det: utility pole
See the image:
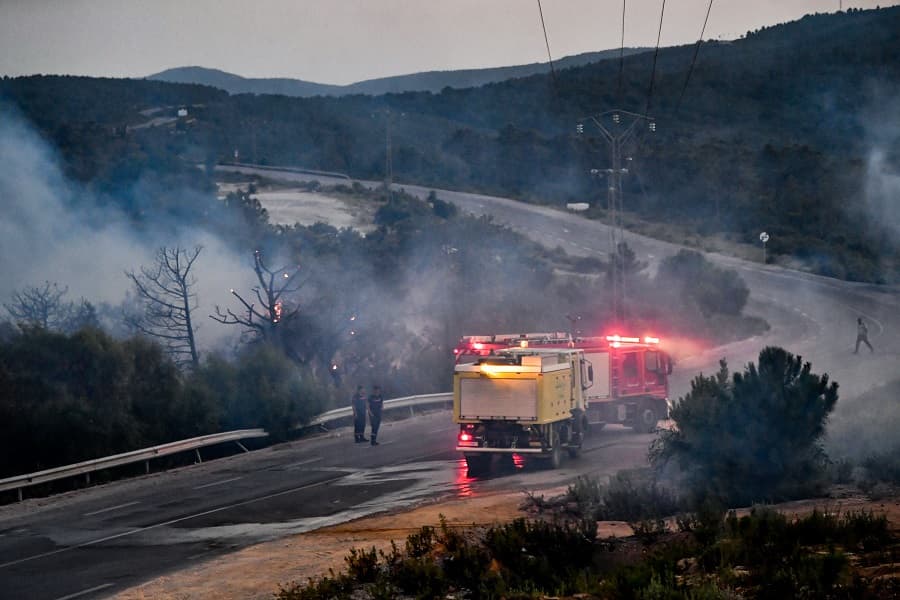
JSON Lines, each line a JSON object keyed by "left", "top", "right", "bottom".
{"left": 384, "top": 109, "right": 393, "bottom": 197}
{"left": 372, "top": 108, "right": 397, "bottom": 201}
{"left": 577, "top": 110, "right": 655, "bottom": 325}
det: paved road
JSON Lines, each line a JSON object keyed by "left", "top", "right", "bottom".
{"left": 0, "top": 413, "right": 651, "bottom": 600}
{"left": 2, "top": 166, "right": 895, "bottom": 599}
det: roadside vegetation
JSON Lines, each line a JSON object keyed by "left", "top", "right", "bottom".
{"left": 0, "top": 326, "right": 327, "bottom": 481}
{"left": 279, "top": 506, "right": 897, "bottom": 599}
{"left": 278, "top": 348, "right": 899, "bottom": 598}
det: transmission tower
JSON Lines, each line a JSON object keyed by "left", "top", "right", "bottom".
{"left": 577, "top": 109, "right": 655, "bottom": 325}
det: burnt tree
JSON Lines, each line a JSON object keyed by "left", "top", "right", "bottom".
{"left": 210, "top": 250, "right": 302, "bottom": 352}
{"left": 126, "top": 246, "right": 202, "bottom": 369}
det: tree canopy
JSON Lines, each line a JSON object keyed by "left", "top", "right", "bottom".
{"left": 651, "top": 347, "right": 839, "bottom": 505}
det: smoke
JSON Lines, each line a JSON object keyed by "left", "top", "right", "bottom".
{"left": 0, "top": 106, "right": 252, "bottom": 352}
{"left": 858, "top": 87, "right": 900, "bottom": 263}
{"left": 863, "top": 148, "right": 900, "bottom": 235}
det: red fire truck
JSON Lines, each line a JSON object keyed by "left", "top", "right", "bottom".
{"left": 454, "top": 332, "right": 672, "bottom": 432}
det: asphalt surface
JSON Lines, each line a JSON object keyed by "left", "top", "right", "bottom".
{"left": 2, "top": 167, "right": 896, "bottom": 599}
{"left": 0, "top": 413, "right": 652, "bottom": 600}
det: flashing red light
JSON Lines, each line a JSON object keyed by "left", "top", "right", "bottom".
{"left": 453, "top": 348, "right": 460, "bottom": 354}
{"left": 606, "top": 334, "right": 640, "bottom": 343}
{"left": 644, "top": 336, "right": 660, "bottom": 344}
{"left": 473, "top": 342, "right": 484, "bottom": 350}
{"left": 459, "top": 432, "right": 473, "bottom": 442}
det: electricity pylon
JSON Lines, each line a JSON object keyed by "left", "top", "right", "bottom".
{"left": 577, "top": 109, "right": 655, "bottom": 324}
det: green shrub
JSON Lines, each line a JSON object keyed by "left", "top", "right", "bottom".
{"left": 275, "top": 569, "right": 354, "bottom": 600}
{"left": 391, "top": 556, "right": 446, "bottom": 598}
{"left": 483, "top": 518, "right": 599, "bottom": 594}
{"left": 599, "top": 470, "right": 683, "bottom": 522}
{"left": 651, "top": 348, "right": 838, "bottom": 506}
{"left": 862, "top": 452, "right": 900, "bottom": 485}
{"left": 344, "top": 546, "right": 379, "bottom": 583}
{"left": 405, "top": 524, "right": 435, "bottom": 558}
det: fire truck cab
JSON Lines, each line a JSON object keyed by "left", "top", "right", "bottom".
{"left": 454, "top": 332, "right": 671, "bottom": 433}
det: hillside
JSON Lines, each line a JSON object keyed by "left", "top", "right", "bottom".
{"left": 3, "top": 7, "right": 899, "bottom": 282}
{"left": 147, "top": 49, "right": 650, "bottom": 97}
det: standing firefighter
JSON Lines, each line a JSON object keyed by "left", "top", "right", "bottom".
{"left": 352, "top": 385, "right": 368, "bottom": 443}
{"left": 368, "top": 385, "right": 384, "bottom": 446}
{"left": 854, "top": 317, "right": 874, "bottom": 354}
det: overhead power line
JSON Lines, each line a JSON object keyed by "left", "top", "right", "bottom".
{"left": 617, "top": 0, "right": 626, "bottom": 104}
{"left": 645, "top": 0, "right": 667, "bottom": 114}
{"left": 536, "top": 0, "right": 559, "bottom": 89}
{"left": 676, "top": 0, "right": 715, "bottom": 111}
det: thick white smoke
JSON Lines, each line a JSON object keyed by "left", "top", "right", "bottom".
{"left": 0, "top": 108, "right": 253, "bottom": 352}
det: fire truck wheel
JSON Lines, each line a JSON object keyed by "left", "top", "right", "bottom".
{"left": 567, "top": 445, "right": 580, "bottom": 459}
{"left": 548, "top": 444, "right": 562, "bottom": 469}
{"left": 633, "top": 407, "right": 660, "bottom": 434}
{"left": 465, "top": 454, "right": 490, "bottom": 476}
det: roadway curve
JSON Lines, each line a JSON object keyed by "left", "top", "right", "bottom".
{"left": 2, "top": 167, "right": 896, "bottom": 599}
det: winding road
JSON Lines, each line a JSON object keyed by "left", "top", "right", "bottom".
{"left": 1, "top": 167, "right": 896, "bottom": 599}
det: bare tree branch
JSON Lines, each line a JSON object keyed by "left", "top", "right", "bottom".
{"left": 208, "top": 249, "right": 302, "bottom": 350}
{"left": 126, "top": 246, "right": 203, "bottom": 369}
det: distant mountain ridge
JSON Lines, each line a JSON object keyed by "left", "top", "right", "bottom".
{"left": 147, "top": 48, "right": 649, "bottom": 97}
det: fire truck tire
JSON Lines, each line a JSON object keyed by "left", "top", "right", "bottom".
{"left": 465, "top": 454, "right": 490, "bottom": 476}
{"left": 567, "top": 445, "right": 580, "bottom": 459}
{"left": 548, "top": 444, "right": 562, "bottom": 469}
{"left": 633, "top": 407, "right": 660, "bottom": 434}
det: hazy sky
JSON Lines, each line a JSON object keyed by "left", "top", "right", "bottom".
{"left": 1, "top": 1, "right": 894, "bottom": 84}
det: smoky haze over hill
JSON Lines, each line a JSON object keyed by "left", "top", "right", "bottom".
{"left": 2, "top": 8, "right": 899, "bottom": 283}
{"left": 146, "top": 49, "right": 650, "bottom": 97}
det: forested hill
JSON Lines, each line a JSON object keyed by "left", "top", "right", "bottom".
{"left": 2, "top": 7, "right": 899, "bottom": 282}
{"left": 146, "top": 49, "right": 650, "bottom": 97}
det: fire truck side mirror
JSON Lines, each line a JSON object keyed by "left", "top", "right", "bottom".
{"left": 581, "top": 359, "right": 594, "bottom": 388}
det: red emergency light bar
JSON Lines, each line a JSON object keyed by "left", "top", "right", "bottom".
{"left": 606, "top": 334, "right": 661, "bottom": 345}
{"left": 606, "top": 334, "right": 640, "bottom": 343}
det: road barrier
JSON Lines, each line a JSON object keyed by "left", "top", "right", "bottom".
{"left": 306, "top": 392, "right": 453, "bottom": 428}
{"left": 0, "top": 429, "right": 268, "bottom": 502}
{"left": 2, "top": 392, "right": 453, "bottom": 503}
{"left": 218, "top": 162, "right": 351, "bottom": 180}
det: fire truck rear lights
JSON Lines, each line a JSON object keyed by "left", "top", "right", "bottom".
{"left": 459, "top": 432, "right": 473, "bottom": 442}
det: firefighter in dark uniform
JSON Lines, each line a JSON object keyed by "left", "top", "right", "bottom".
{"left": 352, "top": 385, "right": 368, "bottom": 443}
{"left": 368, "top": 385, "right": 384, "bottom": 446}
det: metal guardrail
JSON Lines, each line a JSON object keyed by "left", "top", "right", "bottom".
{"left": 2, "top": 393, "right": 453, "bottom": 503}
{"left": 218, "top": 162, "right": 351, "bottom": 180}
{"left": 0, "top": 429, "right": 268, "bottom": 502}
{"left": 306, "top": 392, "right": 453, "bottom": 428}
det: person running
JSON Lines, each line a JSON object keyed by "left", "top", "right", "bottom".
{"left": 368, "top": 385, "right": 384, "bottom": 446}
{"left": 351, "top": 385, "right": 368, "bottom": 442}
{"left": 854, "top": 317, "right": 874, "bottom": 354}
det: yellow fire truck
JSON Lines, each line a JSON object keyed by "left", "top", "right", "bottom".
{"left": 453, "top": 348, "right": 593, "bottom": 475}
